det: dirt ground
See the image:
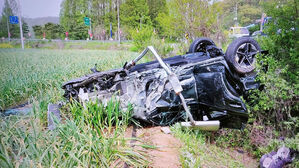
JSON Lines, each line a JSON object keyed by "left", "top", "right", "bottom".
{"left": 136, "top": 126, "right": 182, "bottom": 168}
{"left": 125, "top": 126, "right": 182, "bottom": 168}
{"left": 125, "top": 126, "right": 258, "bottom": 168}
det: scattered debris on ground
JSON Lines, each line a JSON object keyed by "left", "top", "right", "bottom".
{"left": 260, "top": 146, "right": 297, "bottom": 168}
{"left": 47, "top": 104, "right": 61, "bottom": 130}
{"left": 1, "top": 103, "right": 32, "bottom": 116}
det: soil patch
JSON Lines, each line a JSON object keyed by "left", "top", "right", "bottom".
{"left": 126, "top": 126, "right": 182, "bottom": 168}
{"left": 125, "top": 126, "right": 258, "bottom": 168}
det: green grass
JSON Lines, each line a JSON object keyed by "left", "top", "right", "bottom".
{"left": 0, "top": 48, "right": 265, "bottom": 167}
{"left": 1, "top": 41, "right": 133, "bottom": 50}
{"left": 171, "top": 124, "right": 258, "bottom": 168}
{"left": 0, "top": 48, "right": 151, "bottom": 167}
{"left": 0, "top": 48, "right": 138, "bottom": 110}
{"left": 0, "top": 101, "right": 148, "bottom": 167}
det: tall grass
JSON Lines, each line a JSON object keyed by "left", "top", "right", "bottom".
{"left": 0, "top": 49, "right": 138, "bottom": 111}
{"left": 0, "top": 48, "right": 150, "bottom": 167}
{"left": 0, "top": 99, "right": 148, "bottom": 167}
{"left": 171, "top": 124, "right": 258, "bottom": 168}
{"left": 68, "top": 99, "right": 136, "bottom": 135}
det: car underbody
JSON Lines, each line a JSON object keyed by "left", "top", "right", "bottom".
{"left": 62, "top": 37, "right": 261, "bottom": 129}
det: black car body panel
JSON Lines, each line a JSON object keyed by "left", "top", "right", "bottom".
{"left": 62, "top": 44, "right": 259, "bottom": 129}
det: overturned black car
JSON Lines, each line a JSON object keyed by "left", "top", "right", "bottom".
{"left": 62, "top": 37, "right": 261, "bottom": 129}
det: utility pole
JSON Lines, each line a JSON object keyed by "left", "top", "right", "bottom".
{"left": 6, "top": 0, "right": 10, "bottom": 42}
{"left": 117, "top": 0, "right": 120, "bottom": 44}
{"left": 17, "top": 0, "right": 24, "bottom": 49}
{"left": 234, "top": 3, "right": 238, "bottom": 27}
{"left": 89, "top": 18, "right": 92, "bottom": 40}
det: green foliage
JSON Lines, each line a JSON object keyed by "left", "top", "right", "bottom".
{"left": 238, "top": 4, "right": 262, "bottom": 26}
{"left": 44, "top": 23, "right": 64, "bottom": 39}
{"left": 69, "top": 23, "right": 89, "bottom": 40}
{"left": 0, "top": 48, "right": 149, "bottom": 167}
{"left": 32, "top": 25, "right": 43, "bottom": 38}
{"left": 221, "top": 0, "right": 263, "bottom": 28}
{"left": 130, "top": 26, "right": 174, "bottom": 57}
{"left": 156, "top": 0, "right": 224, "bottom": 41}
{"left": 120, "top": 0, "right": 152, "bottom": 30}
{"left": 130, "top": 26, "right": 154, "bottom": 50}
{"left": 60, "top": 0, "right": 90, "bottom": 40}
{"left": 249, "top": 52, "right": 298, "bottom": 136}
{"left": 156, "top": 12, "right": 179, "bottom": 39}
{"left": 248, "top": 24, "right": 260, "bottom": 35}
{"left": 171, "top": 124, "right": 258, "bottom": 167}
{"left": 0, "top": 109, "right": 147, "bottom": 167}
{"left": 262, "top": 0, "right": 299, "bottom": 83}
{"left": 258, "top": 134, "right": 299, "bottom": 155}
{"left": 147, "top": 0, "right": 167, "bottom": 30}
{"left": 0, "top": 49, "right": 138, "bottom": 111}
{"left": 33, "top": 23, "right": 64, "bottom": 39}
{"left": 210, "top": 1, "right": 299, "bottom": 160}
{"left": 69, "top": 99, "right": 136, "bottom": 132}
{"left": 0, "top": 43, "right": 13, "bottom": 48}
{"left": 0, "top": 0, "right": 29, "bottom": 39}
{"left": 245, "top": 0, "right": 299, "bottom": 137}
{"left": 215, "top": 129, "right": 251, "bottom": 149}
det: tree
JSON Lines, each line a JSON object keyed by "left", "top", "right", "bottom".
{"left": 60, "top": 0, "right": 89, "bottom": 40}
{"left": 32, "top": 25, "right": 43, "bottom": 39}
{"left": 0, "top": 0, "right": 29, "bottom": 39}
{"left": 239, "top": 4, "right": 262, "bottom": 26}
{"left": 221, "top": 0, "right": 263, "bottom": 28}
{"left": 262, "top": 0, "right": 299, "bottom": 83}
{"left": 33, "top": 23, "right": 64, "bottom": 39}
{"left": 120, "top": 0, "right": 151, "bottom": 29}
{"left": 44, "top": 23, "right": 64, "bottom": 39}
{"left": 147, "top": 0, "right": 167, "bottom": 30}
{"left": 156, "top": 0, "right": 223, "bottom": 40}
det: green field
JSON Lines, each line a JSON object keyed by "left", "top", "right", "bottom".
{"left": 0, "top": 48, "right": 138, "bottom": 110}
{"left": 0, "top": 49, "right": 151, "bottom": 167}
{"left": 0, "top": 48, "right": 260, "bottom": 167}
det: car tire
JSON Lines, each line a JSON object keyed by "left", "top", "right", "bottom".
{"left": 189, "top": 37, "right": 216, "bottom": 53}
{"left": 225, "top": 37, "right": 261, "bottom": 74}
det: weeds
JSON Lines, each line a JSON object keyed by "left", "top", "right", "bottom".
{"left": 0, "top": 49, "right": 138, "bottom": 111}
{"left": 0, "top": 48, "right": 149, "bottom": 167}
{"left": 171, "top": 124, "right": 258, "bottom": 168}
{"left": 0, "top": 100, "right": 148, "bottom": 167}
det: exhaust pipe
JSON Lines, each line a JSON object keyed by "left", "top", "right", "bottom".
{"left": 180, "top": 120, "right": 220, "bottom": 131}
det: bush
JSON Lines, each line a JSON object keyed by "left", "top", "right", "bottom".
{"left": 130, "top": 26, "right": 154, "bottom": 51}
{"left": 248, "top": 51, "right": 299, "bottom": 136}
{"left": 261, "top": 0, "right": 299, "bottom": 84}
{"left": 130, "top": 26, "right": 174, "bottom": 57}
{"left": 0, "top": 43, "right": 13, "bottom": 48}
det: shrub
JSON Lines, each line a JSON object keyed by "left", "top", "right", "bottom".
{"left": 261, "top": 0, "right": 299, "bottom": 84}
{"left": 0, "top": 43, "right": 13, "bottom": 48}
{"left": 130, "top": 26, "right": 154, "bottom": 51}
{"left": 249, "top": 41, "right": 299, "bottom": 137}
{"left": 130, "top": 26, "right": 174, "bottom": 57}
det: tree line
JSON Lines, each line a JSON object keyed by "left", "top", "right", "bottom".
{"left": 57, "top": 0, "right": 266, "bottom": 41}
{"left": 0, "top": 0, "right": 266, "bottom": 41}
{"left": 0, "top": 0, "right": 29, "bottom": 39}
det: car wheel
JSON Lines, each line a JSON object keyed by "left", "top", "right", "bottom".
{"left": 225, "top": 37, "right": 261, "bottom": 74}
{"left": 189, "top": 37, "right": 216, "bottom": 53}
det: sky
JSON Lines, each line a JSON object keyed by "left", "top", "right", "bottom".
{"left": 0, "top": 0, "right": 63, "bottom": 18}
